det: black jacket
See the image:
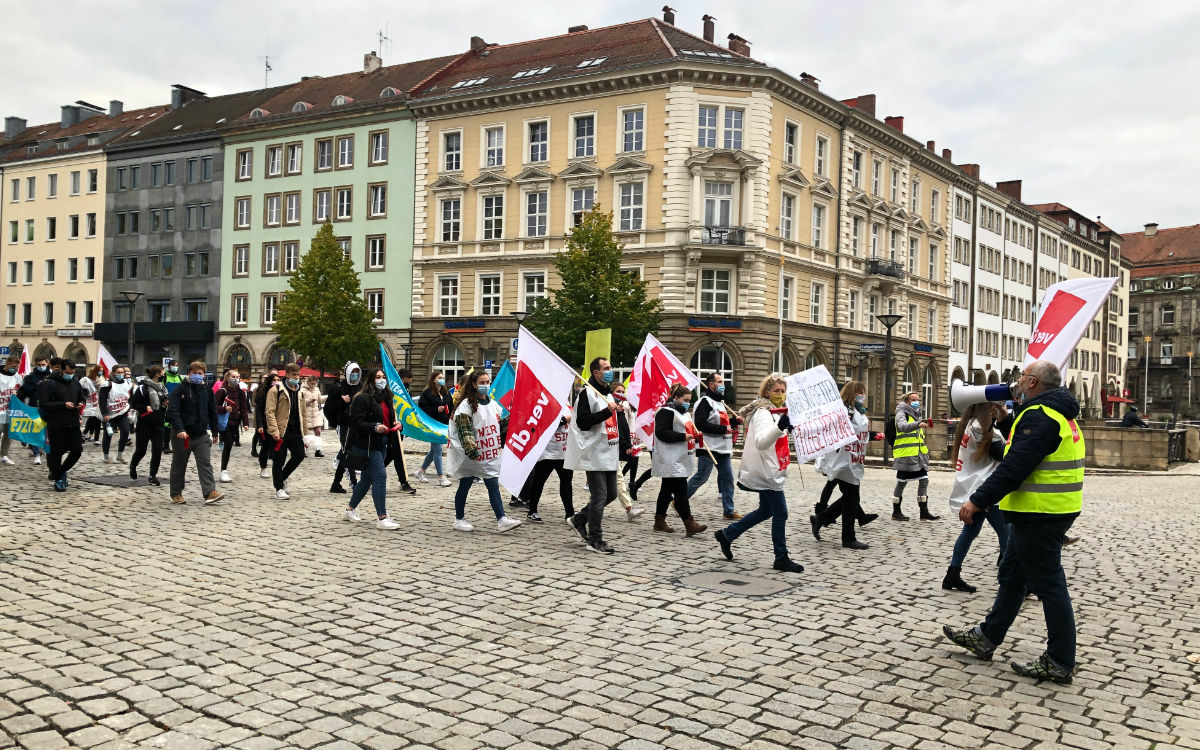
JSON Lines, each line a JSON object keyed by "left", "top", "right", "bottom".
{"left": 418, "top": 387, "right": 452, "bottom": 425}
{"left": 36, "top": 375, "right": 86, "bottom": 430}
{"left": 346, "top": 391, "right": 391, "bottom": 453}
{"left": 575, "top": 377, "right": 613, "bottom": 431}
{"left": 970, "top": 387, "right": 1080, "bottom": 515}
{"left": 167, "top": 380, "right": 219, "bottom": 437}
{"left": 324, "top": 379, "right": 357, "bottom": 429}
{"left": 1121, "top": 411, "right": 1148, "bottom": 428}
{"left": 616, "top": 404, "right": 633, "bottom": 461}
{"left": 654, "top": 406, "right": 687, "bottom": 444}
{"left": 693, "top": 388, "right": 741, "bottom": 437}
{"left": 19, "top": 369, "right": 49, "bottom": 406}
{"left": 216, "top": 384, "right": 250, "bottom": 426}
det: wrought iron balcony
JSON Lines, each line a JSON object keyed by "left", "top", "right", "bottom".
{"left": 866, "top": 258, "right": 906, "bottom": 280}
{"left": 702, "top": 225, "right": 747, "bottom": 246}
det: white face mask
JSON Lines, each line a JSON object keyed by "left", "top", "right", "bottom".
{"left": 375, "top": 378, "right": 388, "bottom": 390}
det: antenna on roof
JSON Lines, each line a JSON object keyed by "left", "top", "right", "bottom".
{"left": 377, "top": 24, "right": 391, "bottom": 58}
{"left": 263, "top": 55, "right": 274, "bottom": 87}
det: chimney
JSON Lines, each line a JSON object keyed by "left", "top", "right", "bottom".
{"left": 799, "top": 72, "right": 820, "bottom": 90}
{"left": 702, "top": 14, "right": 716, "bottom": 42}
{"left": 1145, "top": 223, "right": 1159, "bottom": 238}
{"left": 727, "top": 33, "right": 750, "bottom": 56}
{"left": 884, "top": 115, "right": 904, "bottom": 133}
{"left": 470, "top": 36, "right": 488, "bottom": 53}
{"left": 363, "top": 51, "right": 382, "bottom": 74}
{"left": 108, "top": 100, "right": 123, "bottom": 117}
{"left": 169, "top": 85, "right": 205, "bottom": 110}
{"left": 996, "top": 180, "right": 1022, "bottom": 202}
{"left": 842, "top": 94, "right": 875, "bottom": 117}
{"left": 4, "top": 117, "right": 26, "bottom": 139}
{"left": 662, "top": 5, "right": 675, "bottom": 24}
{"left": 926, "top": 140, "right": 935, "bottom": 152}
{"left": 60, "top": 105, "right": 80, "bottom": 129}
{"left": 942, "top": 147, "right": 952, "bottom": 161}
{"left": 959, "top": 163, "right": 980, "bottom": 180}
{"left": 567, "top": 24, "right": 588, "bottom": 33}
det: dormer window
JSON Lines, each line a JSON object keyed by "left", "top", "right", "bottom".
{"left": 577, "top": 57, "right": 608, "bottom": 68}
{"left": 1163, "top": 280, "right": 1175, "bottom": 290}
{"left": 332, "top": 95, "right": 354, "bottom": 106}
{"left": 512, "top": 66, "right": 554, "bottom": 79}
{"left": 291, "top": 102, "right": 312, "bottom": 113}
{"left": 26, "top": 144, "right": 37, "bottom": 155}
{"left": 379, "top": 87, "right": 399, "bottom": 98}
{"left": 450, "top": 77, "right": 491, "bottom": 89}
{"left": 86, "top": 135, "right": 99, "bottom": 146}
{"left": 249, "top": 108, "right": 269, "bottom": 119}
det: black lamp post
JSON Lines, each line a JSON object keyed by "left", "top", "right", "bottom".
{"left": 399, "top": 343, "right": 412, "bottom": 371}
{"left": 120, "top": 290, "right": 145, "bottom": 371}
{"left": 875, "top": 313, "right": 902, "bottom": 408}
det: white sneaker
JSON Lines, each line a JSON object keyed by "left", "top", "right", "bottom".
{"left": 626, "top": 506, "right": 646, "bottom": 521}
{"left": 497, "top": 516, "right": 522, "bottom": 533}
{"left": 259, "top": 469, "right": 269, "bottom": 478}
{"left": 415, "top": 469, "right": 429, "bottom": 483}
{"left": 343, "top": 508, "right": 362, "bottom": 522}
{"left": 377, "top": 516, "right": 400, "bottom": 530}
{"left": 437, "top": 477, "right": 452, "bottom": 487}
{"left": 103, "top": 456, "right": 112, "bottom": 464}
{"left": 452, "top": 518, "right": 475, "bottom": 532}
{"left": 0, "top": 456, "right": 12, "bottom": 465}
{"left": 275, "top": 488, "right": 290, "bottom": 500}
{"left": 219, "top": 470, "right": 232, "bottom": 483}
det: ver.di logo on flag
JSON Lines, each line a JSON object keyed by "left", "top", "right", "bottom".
{"left": 1027, "top": 290, "right": 1086, "bottom": 359}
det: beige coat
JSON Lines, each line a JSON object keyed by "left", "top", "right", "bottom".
{"left": 265, "top": 383, "right": 310, "bottom": 439}
{"left": 300, "top": 382, "right": 324, "bottom": 432}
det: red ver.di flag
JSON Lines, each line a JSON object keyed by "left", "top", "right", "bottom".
{"left": 625, "top": 334, "right": 699, "bottom": 411}
{"left": 784, "top": 365, "right": 858, "bottom": 463}
{"left": 499, "top": 326, "right": 580, "bottom": 499}
{"left": 1024, "top": 277, "right": 1118, "bottom": 380}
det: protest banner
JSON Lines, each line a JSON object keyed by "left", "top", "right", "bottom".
{"left": 7, "top": 398, "right": 48, "bottom": 451}
{"left": 1024, "top": 276, "right": 1118, "bottom": 381}
{"left": 625, "top": 334, "right": 699, "bottom": 411}
{"left": 579, "top": 328, "right": 612, "bottom": 379}
{"left": 785, "top": 365, "right": 857, "bottom": 463}
{"left": 380, "top": 343, "right": 449, "bottom": 444}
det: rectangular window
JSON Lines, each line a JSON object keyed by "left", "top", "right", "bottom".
{"left": 336, "top": 188, "right": 352, "bottom": 220}
{"left": 187, "top": 156, "right": 200, "bottom": 182}
{"left": 149, "top": 208, "right": 161, "bottom": 232}
{"left": 780, "top": 275, "right": 794, "bottom": 320}
{"left": 148, "top": 253, "right": 160, "bottom": 278}
{"left": 70, "top": 171, "right": 81, "bottom": 195}
{"left": 128, "top": 211, "right": 139, "bottom": 234}
{"left": 314, "top": 190, "right": 330, "bottom": 222}
{"left": 65, "top": 301, "right": 75, "bottom": 325}
{"left": 237, "top": 149, "right": 252, "bottom": 180}
{"left": 286, "top": 143, "right": 302, "bottom": 174}
{"left": 43, "top": 302, "right": 53, "bottom": 325}
{"left": 22, "top": 261, "right": 31, "bottom": 284}
{"left": 6, "top": 305, "right": 12, "bottom": 327}
{"left": 931, "top": 189, "right": 940, "bottom": 223}
{"left": 84, "top": 257, "right": 95, "bottom": 281}
{"left": 723, "top": 108, "right": 744, "bottom": 150}
{"left": 622, "top": 109, "right": 644, "bottom": 153}
{"left": 86, "top": 213, "right": 97, "bottom": 237}
{"left": 114, "top": 257, "right": 125, "bottom": 281}
{"left": 234, "top": 245, "right": 249, "bottom": 277}
{"left": 47, "top": 173, "right": 57, "bottom": 198}
{"left": 928, "top": 244, "right": 937, "bottom": 280}
{"left": 911, "top": 178, "right": 921, "bottom": 214}
{"left": 479, "top": 274, "right": 501, "bottom": 315}
{"left": 908, "top": 303, "right": 917, "bottom": 337}
{"left": 482, "top": 195, "right": 504, "bottom": 239}
{"left": 82, "top": 300, "right": 93, "bottom": 323}
{"left": 337, "top": 238, "right": 350, "bottom": 260}
{"left": 263, "top": 243, "right": 280, "bottom": 275}
{"left": 1129, "top": 307, "right": 1139, "bottom": 328}
{"left": 184, "top": 204, "right": 196, "bottom": 230}
{"left": 1162, "top": 305, "right": 1176, "bottom": 325}
{"left": 443, "top": 132, "right": 462, "bottom": 171}
{"left": 280, "top": 243, "right": 298, "bottom": 274}
{"left": 810, "top": 282, "right": 824, "bottom": 325}
{"left": 87, "top": 169, "right": 98, "bottom": 193}
{"left": 851, "top": 216, "right": 862, "bottom": 256}
{"left": 369, "top": 131, "right": 388, "bottom": 164}
{"left": 485, "top": 126, "right": 504, "bottom": 167}
{"left": 872, "top": 159, "right": 882, "bottom": 196}
{"left": 149, "top": 300, "right": 171, "bottom": 323}
{"left": 704, "top": 182, "right": 733, "bottom": 228}
{"left": 369, "top": 184, "right": 387, "bottom": 217}
{"left": 441, "top": 198, "right": 461, "bottom": 242}
{"left": 811, "top": 203, "right": 826, "bottom": 249}
{"left": 44, "top": 259, "right": 55, "bottom": 283}
{"left": 262, "top": 294, "right": 278, "bottom": 325}
{"left": 571, "top": 187, "right": 595, "bottom": 227}
{"left": 182, "top": 299, "right": 207, "bottom": 322}
{"left": 815, "top": 135, "right": 829, "bottom": 176}
{"left": 366, "top": 290, "right": 384, "bottom": 323}
{"left": 161, "top": 160, "right": 174, "bottom": 186}
{"left": 619, "top": 182, "right": 644, "bottom": 231}
{"left": 700, "top": 269, "right": 731, "bottom": 313}
{"left": 284, "top": 193, "right": 300, "bottom": 224}
{"left": 698, "top": 106, "right": 717, "bottom": 148}
{"left": 523, "top": 272, "right": 545, "bottom": 311}
{"left": 232, "top": 295, "right": 248, "bottom": 326}
{"left": 889, "top": 230, "right": 899, "bottom": 262}
{"left": 337, "top": 136, "right": 354, "bottom": 168}
{"left": 67, "top": 257, "right": 77, "bottom": 281}
{"left": 848, "top": 290, "right": 860, "bottom": 329}
{"left": 6, "top": 261, "right": 14, "bottom": 284}
{"left": 6, "top": 221, "right": 14, "bottom": 244}
{"left": 265, "top": 194, "right": 281, "bottom": 226}
{"left": 909, "top": 237, "right": 918, "bottom": 274}
{"left": 185, "top": 252, "right": 197, "bottom": 276}
{"left": 572, "top": 115, "right": 595, "bottom": 158}
{"left": 528, "top": 121, "right": 548, "bottom": 163}
{"left": 890, "top": 168, "right": 900, "bottom": 204}
{"left": 439, "top": 276, "right": 459, "bottom": 316}
{"left": 784, "top": 122, "right": 798, "bottom": 164}
{"left": 316, "top": 139, "right": 333, "bottom": 171}
{"left": 201, "top": 156, "right": 212, "bottom": 181}
{"left": 21, "top": 303, "right": 31, "bottom": 327}
{"left": 526, "top": 192, "right": 548, "bottom": 237}
{"left": 116, "top": 169, "right": 126, "bottom": 191}
{"left": 366, "top": 236, "right": 385, "bottom": 270}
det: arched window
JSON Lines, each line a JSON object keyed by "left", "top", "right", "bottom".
{"left": 922, "top": 366, "right": 935, "bottom": 414}
{"left": 379, "top": 87, "right": 399, "bottom": 98}
{"left": 249, "top": 108, "right": 268, "bottom": 119}
{"left": 33, "top": 342, "right": 56, "bottom": 361}
{"left": 433, "top": 343, "right": 466, "bottom": 388}
{"left": 689, "top": 346, "right": 734, "bottom": 399}
{"left": 226, "top": 344, "right": 252, "bottom": 370}
{"left": 804, "top": 351, "right": 823, "bottom": 371}
{"left": 332, "top": 95, "right": 353, "bottom": 106}
{"left": 63, "top": 342, "right": 88, "bottom": 365}
{"left": 291, "top": 102, "right": 312, "bottom": 113}
{"left": 771, "top": 348, "right": 791, "bottom": 374}
{"left": 268, "top": 347, "right": 293, "bottom": 368}
{"left": 902, "top": 364, "right": 917, "bottom": 396}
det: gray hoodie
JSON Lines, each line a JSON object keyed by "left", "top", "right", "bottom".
{"left": 893, "top": 401, "right": 929, "bottom": 473}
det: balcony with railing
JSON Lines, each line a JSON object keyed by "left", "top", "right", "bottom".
{"left": 701, "top": 225, "right": 747, "bottom": 246}
{"left": 866, "top": 258, "right": 906, "bottom": 280}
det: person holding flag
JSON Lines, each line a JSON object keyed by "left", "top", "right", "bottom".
{"left": 0, "top": 353, "right": 22, "bottom": 464}
{"left": 446, "top": 369, "right": 521, "bottom": 533}
{"left": 565, "top": 358, "right": 620, "bottom": 555}
{"left": 17, "top": 354, "right": 51, "bottom": 465}
{"left": 713, "top": 374, "right": 805, "bottom": 573}
{"left": 686, "top": 372, "right": 742, "bottom": 520}
{"left": 651, "top": 384, "right": 706, "bottom": 536}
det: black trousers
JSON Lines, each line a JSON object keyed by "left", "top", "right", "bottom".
{"left": 257, "top": 430, "right": 272, "bottom": 470}
{"left": 47, "top": 425, "right": 83, "bottom": 481}
{"left": 272, "top": 431, "right": 305, "bottom": 489}
{"left": 102, "top": 413, "right": 131, "bottom": 455}
{"left": 220, "top": 423, "right": 241, "bottom": 470}
{"left": 332, "top": 424, "right": 358, "bottom": 487}
{"left": 522, "top": 459, "right": 574, "bottom": 516}
{"left": 818, "top": 479, "right": 862, "bottom": 543}
{"left": 129, "top": 414, "right": 163, "bottom": 478}
{"left": 655, "top": 476, "right": 692, "bottom": 518}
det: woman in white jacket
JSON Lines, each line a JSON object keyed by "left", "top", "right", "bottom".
{"left": 446, "top": 369, "right": 521, "bottom": 534}
{"left": 942, "top": 402, "right": 1011, "bottom": 593}
{"left": 713, "top": 374, "right": 804, "bottom": 573}
{"left": 808, "top": 381, "right": 883, "bottom": 550}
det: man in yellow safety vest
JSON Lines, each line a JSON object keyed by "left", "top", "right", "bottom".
{"left": 942, "top": 360, "right": 1084, "bottom": 685}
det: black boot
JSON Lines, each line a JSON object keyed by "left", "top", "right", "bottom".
{"left": 918, "top": 496, "right": 940, "bottom": 521}
{"left": 329, "top": 482, "right": 347, "bottom": 494}
{"left": 892, "top": 498, "right": 909, "bottom": 521}
{"left": 773, "top": 556, "right": 804, "bottom": 573}
{"left": 858, "top": 510, "right": 878, "bottom": 526}
{"left": 809, "top": 514, "right": 822, "bottom": 541}
{"left": 842, "top": 539, "right": 869, "bottom": 550}
{"left": 942, "top": 565, "right": 977, "bottom": 593}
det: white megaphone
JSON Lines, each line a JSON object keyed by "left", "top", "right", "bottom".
{"left": 950, "top": 379, "right": 1018, "bottom": 412}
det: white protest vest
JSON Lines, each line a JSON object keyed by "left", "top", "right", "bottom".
{"left": 539, "top": 413, "right": 570, "bottom": 462}
{"left": 948, "top": 419, "right": 1003, "bottom": 512}
{"left": 80, "top": 377, "right": 101, "bottom": 418}
{"left": 0, "top": 371, "right": 20, "bottom": 425}
{"left": 695, "top": 394, "right": 733, "bottom": 454}
{"left": 446, "top": 398, "right": 504, "bottom": 479}
{"left": 565, "top": 386, "right": 618, "bottom": 472}
{"left": 651, "top": 406, "right": 696, "bottom": 478}
{"left": 815, "top": 408, "right": 871, "bottom": 486}
{"left": 105, "top": 381, "right": 132, "bottom": 418}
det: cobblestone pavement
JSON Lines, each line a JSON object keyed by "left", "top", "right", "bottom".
{"left": 1, "top": 441, "right": 1197, "bottom": 750}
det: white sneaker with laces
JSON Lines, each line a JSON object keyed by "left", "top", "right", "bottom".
{"left": 497, "top": 516, "right": 522, "bottom": 533}
{"left": 416, "top": 469, "right": 429, "bottom": 483}
{"left": 0, "top": 456, "right": 12, "bottom": 465}
{"left": 377, "top": 516, "right": 400, "bottom": 530}
{"left": 219, "top": 470, "right": 232, "bottom": 483}
{"left": 34, "top": 455, "right": 42, "bottom": 465}
{"left": 452, "top": 518, "right": 475, "bottom": 532}
{"left": 437, "top": 477, "right": 452, "bottom": 487}
{"left": 259, "top": 468, "right": 269, "bottom": 478}
{"left": 626, "top": 506, "right": 646, "bottom": 521}
{"left": 343, "top": 508, "right": 362, "bottom": 522}
{"left": 275, "top": 488, "right": 290, "bottom": 500}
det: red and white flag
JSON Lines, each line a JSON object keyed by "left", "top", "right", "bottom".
{"left": 499, "top": 326, "right": 579, "bottom": 499}
{"left": 1024, "top": 277, "right": 1118, "bottom": 381}
{"left": 96, "top": 342, "right": 118, "bottom": 377}
{"left": 626, "top": 334, "right": 699, "bottom": 411}
{"left": 633, "top": 353, "right": 673, "bottom": 444}
{"left": 16, "top": 348, "right": 29, "bottom": 377}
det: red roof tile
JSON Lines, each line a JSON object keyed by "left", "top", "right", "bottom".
{"left": 1121, "top": 224, "right": 1200, "bottom": 269}
{"left": 0, "top": 103, "right": 171, "bottom": 163}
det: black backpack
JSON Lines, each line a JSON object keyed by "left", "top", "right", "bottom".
{"left": 127, "top": 383, "right": 151, "bottom": 413}
{"left": 883, "top": 414, "right": 897, "bottom": 446}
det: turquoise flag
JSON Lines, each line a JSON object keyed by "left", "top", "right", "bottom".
{"left": 380, "top": 343, "right": 448, "bottom": 444}
{"left": 8, "top": 398, "right": 49, "bottom": 451}
{"left": 488, "top": 360, "right": 516, "bottom": 416}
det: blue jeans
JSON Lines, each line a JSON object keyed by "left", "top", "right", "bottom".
{"left": 980, "top": 514, "right": 1078, "bottom": 670}
{"left": 950, "top": 504, "right": 1009, "bottom": 567}
{"left": 349, "top": 449, "right": 387, "bottom": 518}
{"left": 455, "top": 476, "right": 505, "bottom": 521}
{"left": 722, "top": 489, "right": 788, "bottom": 559}
{"left": 421, "top": 442, "right": 444, "bottom": 475}
{"left": 686, "top": 450, "right": 735, "bottom": 514}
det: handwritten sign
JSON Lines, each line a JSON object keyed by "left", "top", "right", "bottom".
{"left": 785, "top": 365, "right": 857, "bottom": 463}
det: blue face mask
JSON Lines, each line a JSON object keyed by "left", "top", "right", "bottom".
{"left": 36, "top": 365, "right": 48, "bottom": 373}
{"left": 601, "top": 370, "right": 614, "bottom": 383}
{"left": 188, "top": 373, "right": 204, "bottom": 384}
{"left": 436, "top": 378, "right": 446, "bottom": 387}
{"left": 909, "top": 401, "right": 920, "bottom": 411}
{"left": 477, "top": 384, "right": 490, "bottom": 397}
{"left": 168, "top": 366, "right": 178, "bottom": 375}
{"left": 63, "top": 373, "right": 74, "bottom": 381}
{"left": 715, "top": 384, "right": 725, "bottom": 395}
{"left": 113, "top": 374, "right": 125, "bottom": 383}
{"left": 287, "top": 378, "right": 299, "bottom": 388}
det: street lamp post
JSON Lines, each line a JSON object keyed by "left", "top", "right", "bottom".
{"left": 1144, "top": 335, "right": 1152, "bottom": 413}
{"left": 875, "top": 313, "right": 902, "bottom": 465}
{"left": 399, "top": 343, "right": 412, "bottom": 372}
{"left": 120, "top": 290, "right": 145, "bottom": 371}
{"left": 1189, "top": 351, "right": 1194, "bottom": 409}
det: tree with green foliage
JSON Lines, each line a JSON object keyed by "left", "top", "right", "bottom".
{"left": 526, "top": 206, "right": 662, "bottom": 367}
{"left": 273, "top": 221, "right": 378, "bottom": 388}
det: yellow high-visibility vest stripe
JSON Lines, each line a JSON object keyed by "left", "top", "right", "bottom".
{"left": 999, "top": 404, "right": 1085, "bottom": 514}
{"left": 893, "top": 415, "right": 928, "bottom": 458}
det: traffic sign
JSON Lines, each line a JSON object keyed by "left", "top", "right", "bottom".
{"left": 859, "top": 343, "right": 887, "bottom": 352}
{"left": 0, "top": 347, "right": 8, "bottom": 355}
{"left": 484, "top": 359, "right": 494, "bottom": 370}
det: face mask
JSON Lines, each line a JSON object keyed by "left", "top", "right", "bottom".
{"left": 113, "top": 374, "right": 125, "bottom": 383}
{"left": 601, "top": 370, "right": 614, "bottom": 383}
{"left": 348, "top": 372, "right": 360, "bottom": 384}
{"left": 477, "top": 384, "right": 490, "bottom": 397}
{"left": 188, "top": 374, "right": 204, "bottom": 384}
{"left": 436, "top": 378, "right": 445, "bottom": 387}
{"left": 715, "top": 384, "right": 725, "bottom": 395}
{"left": 674, "top": 400, "right": 691, "bottom": 413}
{"left": 855, "top": 395, "right": 866, "bottom": 405}
{"left": 228, "top": 377, "right": 240, "bottom": 385}
{"left": 375, "top": 378, "right": 388, "bottom": 390}
{"left": 768, "top": 392, "right": 786, "bottom": 407}
{"left": 613, "top": 393, "right": 626, "bottom": 402}
{"left": 2, "top": 368, "right": 13, "bottom": 376}
{"left": 287, "top": 378, "right": 299, "bottom": 388}
{"left": 63, "top": 373, "right": 74, "bottom": 381}
{"left": 36, "top": 365, "right": 47, "bottom": 373}
{"left": 168, "top": 366, "right": 178, "bottom": 374}
{"left": 909, "top": 401, "right": 920, "bottom": 410}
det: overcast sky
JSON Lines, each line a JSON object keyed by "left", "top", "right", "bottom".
{"left": 3, "top": 0, "right": 1197, "bottom": 233}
